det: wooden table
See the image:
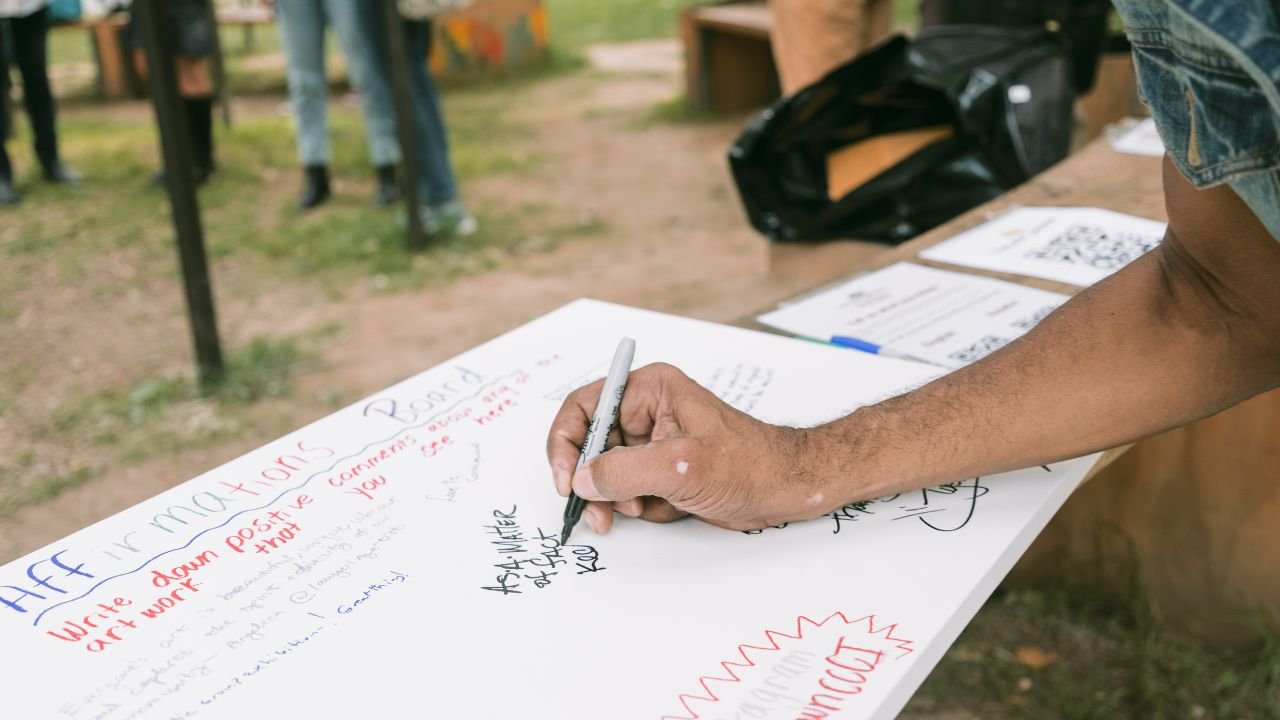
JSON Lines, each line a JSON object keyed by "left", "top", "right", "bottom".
{"left": 745, "top": 135, "right": 1279, "bottom": 645}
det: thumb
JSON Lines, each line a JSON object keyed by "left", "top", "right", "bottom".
{"left": 571, "top": 439, "right": 694, "bottom": 503}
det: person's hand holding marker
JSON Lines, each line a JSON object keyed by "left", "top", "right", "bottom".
{"left": 546, "top": 363, "right": 843, "bottom": 533}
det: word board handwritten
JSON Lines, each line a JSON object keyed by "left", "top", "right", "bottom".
{"left": 0, "top": 300, "right": 1099, "bottom": 719}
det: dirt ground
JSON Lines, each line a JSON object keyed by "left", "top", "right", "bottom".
{"left": 0, "top": 41, "right": 888, "bottom": 562}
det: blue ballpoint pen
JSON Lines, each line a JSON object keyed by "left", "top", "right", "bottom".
{"left": 829, "top": 335, "right": 933, "bottom": 365}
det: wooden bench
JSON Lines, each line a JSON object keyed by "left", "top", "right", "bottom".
{"left": 51, "top": 7, "right": 273, "bottom": 101}
{"left": 681, "top": 2, "right": 779, "bottom": 114}
{"left": 680, "top": 0, "right": 898, "bottom": 113}
{"left": 50, "top": 15, "right": 131, "bottom": 99}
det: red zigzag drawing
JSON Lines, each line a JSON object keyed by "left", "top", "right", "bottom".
{"left": 664, "top": 611, "right": 915, "bottom": 720}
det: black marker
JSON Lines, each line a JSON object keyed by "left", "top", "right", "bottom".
{"left": 560, "top": 338, "right": 636, "bottom": 545}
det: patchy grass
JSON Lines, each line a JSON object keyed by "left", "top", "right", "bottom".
{"left": 639, "top": 94, "right": 732, "bottom": 127}
{"left": 3, "top": 30, "right": 602, "bottom": 524}
{"left": 0, "top": 465, "right": 102, "bottom": 519}
{"left": 49, "top": 335, "right": 315, "bottom": 460}
{"left": 546, "top": 0, "right": 702, "bottom": 59}
{"left": 904, "top": 584, "right": 1280, "bottom": 719}
{"left": 207, "top": 99, "right": 543, "bottom": 287}
{"left": 4, "top": 85, "right": 543, "bottom": 293}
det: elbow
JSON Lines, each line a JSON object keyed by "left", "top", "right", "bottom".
{"left": 1153, "top": 227, "right": 1280, "bottom": 395}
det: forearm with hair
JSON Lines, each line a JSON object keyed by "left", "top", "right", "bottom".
{"left": 810, "top": 164, "right": 1280, "bottom": 503}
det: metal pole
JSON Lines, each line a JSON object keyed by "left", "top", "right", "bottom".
{"left": 136, "top": 0, "right": 225, "bottom": 390}
{"left": 380, "top": 0, "right": 427, "bottom": 252}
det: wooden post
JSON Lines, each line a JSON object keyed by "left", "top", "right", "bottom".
{"left": 89, "top": 20, "right": 131, "bottom": 100}
{"left": 380, "top": 0, "right": 427, "bottom": 252}
{"left": 1, "top": 20, "right": 11, "bottom": 142}
{"left": 135, "top": 0, "right": 225, "bottom": 390}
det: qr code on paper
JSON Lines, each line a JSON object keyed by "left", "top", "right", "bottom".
{"left": 948, "top": 335, "right": 1012, "bottom": 365}
{"left": 1010, "top": 304, "right": 1058, "bottom": 331}
{"left": 1025, "top": 224, "right": 1159, "bottom": 270}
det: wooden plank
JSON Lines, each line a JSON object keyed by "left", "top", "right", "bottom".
{"left": 88, "top": 20, "right": 130, "bottom": 99}
{"left": 690, "top": 3, "right": 774, "bottom": 38}
{"left": 680, "top": 9, "right": 709, "bottom": 113}
{"left": 703, "top": 29, "right": 779, "bottom": 112}
{"left": 682, "top": 3, "right": 777, "bottom": 113}
{"left": 1024, "top": 390, "right": 1280, "bottom": 645}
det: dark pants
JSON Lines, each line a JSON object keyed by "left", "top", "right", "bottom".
{"left": 359, "top": 12, "right": 459, "bottom": 204}
{"left": 402, "top": 19, "right": 457, "bottom": 204}
{"left": 0, "top": 8, "right": 61, "bottom": 179}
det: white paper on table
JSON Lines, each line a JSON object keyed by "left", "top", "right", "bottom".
{"left": 0, "top": 299, "right": 1100, "bottom": 720}
{"left": 757, "top": 262, "right": 1070, "bottom": 369}
{"left": 919, "top": 206, "right": 1167, "bottom": 287}
{"left": 1109, "top": 117, "right": 1165, "bottom": 157}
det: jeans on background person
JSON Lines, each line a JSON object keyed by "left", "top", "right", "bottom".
{"left": 0, "top": 7, "right": 81, "bottom": 205}
{"left": 358, "top": 7, "right": 472, "bottom": 235}
{"left": 275, "top": 0, "right": 401, "bottom": 209}
{"left": 399, "top": 19, "right": 458, "bottom": 207}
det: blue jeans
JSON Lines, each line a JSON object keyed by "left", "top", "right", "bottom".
{"left": 357, "top": 11, "right": 459, "bottom": 205}
{"left": 275, "top": 0, "right": 400, "bottom": 167}
{"left": 1113, "top": 0, "right": 1280, "bottom": 241}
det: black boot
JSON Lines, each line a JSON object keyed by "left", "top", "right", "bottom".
{"left": 374, "top": 164, "right": 399, "bottom": 207}
{"left": 153, "top": 98, "right": 216, "bottom": 188}
{"left": 298, "top": 165, "right": 331, "bottom": 210}
{"left": 41, "top": 158, "right": 82, "bottom": 185}
{"left": 186, "top": 97, "right": 215, "bottom": 185}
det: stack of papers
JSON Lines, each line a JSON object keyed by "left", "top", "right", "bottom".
{"left": 758, "top": 262, "right": 1070, "bottom": 369}
{"left": 919, "top": 207, "right": 1166, "bottom": 287}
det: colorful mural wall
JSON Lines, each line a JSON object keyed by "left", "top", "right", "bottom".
{"left": 430, "top": 0, "right": 549, "bottom": 79}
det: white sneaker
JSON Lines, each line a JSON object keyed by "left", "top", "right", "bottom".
{"left": 421, "top": 200, "right": 477, "bottom": 238}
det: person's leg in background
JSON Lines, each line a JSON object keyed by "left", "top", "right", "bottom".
{"left": 769, "top": 0, "right": 893, "bottom": 95}
{"left": 128, "top": 0, "right": 218, "bottom": 186}
{"left": 176, "top": 55, "right": 216, "bottom": 183}
{"left": 275, "top": 0, "right": 333, "bottom": 209}
{"left": 11, "top": 6, "right": 79, "bottom": 185}
{"left": 325, "top": 0, "right": 401, "bottom": 206}
{"left": 402, "top": 19, "right": 473, "bottom": 236}
{"left": 1, "top": 19, "right": 19, "bottom": 204}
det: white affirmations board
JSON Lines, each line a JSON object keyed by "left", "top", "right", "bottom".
{"left": 0, "top": 300, "right": 1099, "bottom": 720}
{"left": 920, "top": 206, "right": 1167, "bottom": 287}
{"left": 757, "top": 262, "right": 1070, "bottom": 369}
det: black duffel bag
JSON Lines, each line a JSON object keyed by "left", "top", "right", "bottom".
{"left": 729, "top": 24, "right": 1075, "bottom": 244}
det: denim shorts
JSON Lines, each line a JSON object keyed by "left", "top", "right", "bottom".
{"left": 1112, "top": 0, "right": 1280, "bottom": 240}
